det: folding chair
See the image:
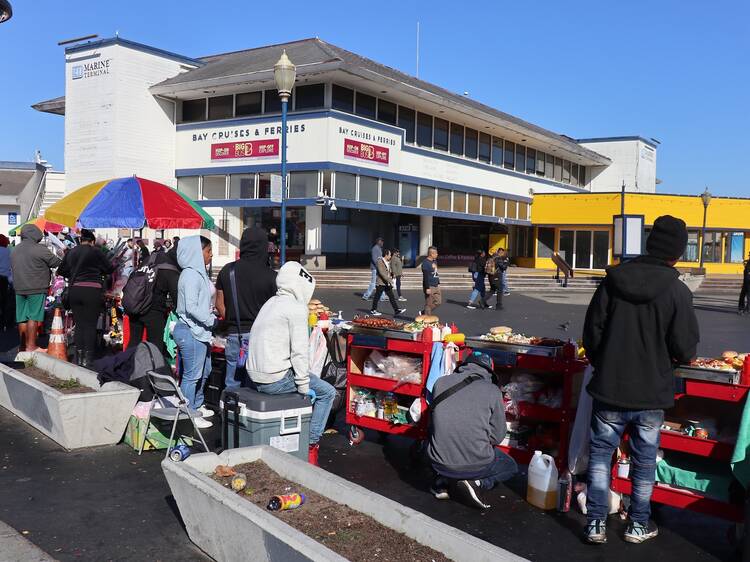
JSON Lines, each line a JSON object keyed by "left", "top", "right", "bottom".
{"left": 139, "top": 370, "right": 210, "bottom": 459}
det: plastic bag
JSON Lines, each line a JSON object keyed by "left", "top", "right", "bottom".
{"left": 568, "top": 365, "right": 594, "bottom": 475}
{"left": 308, "top": 327, "right": 328, "bottom": 378}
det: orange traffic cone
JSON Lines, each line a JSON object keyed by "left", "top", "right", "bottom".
{"left": 48, "top": 307, "right": 68, "bottom": 361}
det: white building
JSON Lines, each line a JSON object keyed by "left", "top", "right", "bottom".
{"left": 34, "top": 36, "right": 656, "bottom": 269}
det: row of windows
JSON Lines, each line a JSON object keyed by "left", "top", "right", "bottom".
{"left": 177, "top": 172, "right": 530, "bottom": 221}
{"left": 644, "top": 230, "right": 746, "bottom": 264}
{"left": 331, "top": 84, "right": 586, "bottom": 187}
{"left": 181, "top": 83, "right": 326, "bottom": 123}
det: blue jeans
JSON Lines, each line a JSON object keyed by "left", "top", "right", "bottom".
{"left": 586, "top": 401, "right": 664, "bottom": 524}
{"left": 434, "top": 448, "right": 518, "bottom": 490}
{"left": 174, "top": 321, "right": 211, "bottom": 409}
{"left": 501, "top": 271, "right": 509, "bottom": 293}
{"left": 469, "top": 273, "right": 486, "bottom": 304}
{"left": 363, "top": 268, "right": 377, "bottom": 298}
{"left": 224, "top": 331, "right": 250, "bottom": 391}
{"left": 253, "top": 371, "right": 335, "bottom": 445}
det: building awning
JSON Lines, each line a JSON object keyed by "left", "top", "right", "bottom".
{"left": 32, "top": 96, "right": 65, "bottom": 116}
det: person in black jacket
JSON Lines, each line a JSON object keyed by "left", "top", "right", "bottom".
{"left": 466, "top": 250, "right": 487, "bottom": 310}
{"left": 738, "top": 252, "right": 750, "bottom": 314}
{"left": 127, "top": 244, "right": 180, "bottom": 356}
{"left": 215, "top": 227, "right": 277, "bottom": 390}
{"left": 581, "top": 215, "right": 699, "bottom": 545}
{"left": 58, "top": 229, "right": 115, "bottom": 366}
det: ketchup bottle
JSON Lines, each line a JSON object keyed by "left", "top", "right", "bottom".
{"left": 741, "top": 354, "right": 750, "bottom": 386}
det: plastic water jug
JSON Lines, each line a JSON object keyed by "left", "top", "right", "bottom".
{"left": 527, "top": 450, "right": 558, "bottom": 510}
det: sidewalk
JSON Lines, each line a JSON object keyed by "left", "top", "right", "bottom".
{"left": 0, "top": 520, "right": 57, "bottom": 562}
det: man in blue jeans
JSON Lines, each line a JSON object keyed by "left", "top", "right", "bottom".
{"left": 246, "top": 261, "right": 335, "bottom": 465}
{"left": 427, "top": 352, "right": 517, "bottom": 509}
{"left": 582, "top": 215, "right": 699, "bottom": 544}
{"left": 362, "top": 237, "right": 384, "bottom": 301}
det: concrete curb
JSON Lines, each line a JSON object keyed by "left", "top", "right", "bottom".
{"left": 0, "top": 352, "right": 140, "bottom": 449}
{"left": 0, "top": 520, "right": 57, "bottom": 562}
{"left": 163, "top": 445, "right": 527, "bottom": 562}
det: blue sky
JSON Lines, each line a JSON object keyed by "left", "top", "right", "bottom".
{"left": 0, "top": 0, "right": 747, "bottom": 196}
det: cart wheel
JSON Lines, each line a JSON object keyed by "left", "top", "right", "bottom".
{"left": 348, "top": 426, "right": 364, "bottom": 446}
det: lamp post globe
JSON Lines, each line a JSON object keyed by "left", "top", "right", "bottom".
{"left": 274, "top": 50, "right": 296, "bottom": 266}
{"left": 0, "top": 0, "right": 13, "bottom": 23}
{"left": 701, "top": 187, "right": 712, "bottom": 209}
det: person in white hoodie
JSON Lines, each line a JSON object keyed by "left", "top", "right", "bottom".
{"left": 247, "top": 261, "right": 335, "bottom": 465}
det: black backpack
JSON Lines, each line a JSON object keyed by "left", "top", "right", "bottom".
{"left": 121, "top": 254, "right": 178, "bottom": 316}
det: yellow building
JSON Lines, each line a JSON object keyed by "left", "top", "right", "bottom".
{"left": 517, "top": 192, "right": 750, "bottom": 274}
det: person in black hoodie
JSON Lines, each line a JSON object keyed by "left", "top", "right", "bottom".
{"left": 738, "top": 252, "right": 750, "bottom": 314}
{"left": 58, "top": 229, "right": 115, "bottom": 366}
{"left": 216, "top": 227, "right": 277, "bottom": 390}
{"left": 127, "top": 243, "right": 181, "bottom": 356}
{"left": 582, "top": 215, "right": 699, "bottom": 545}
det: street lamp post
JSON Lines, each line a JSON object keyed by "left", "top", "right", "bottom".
{"left": 274, "top": 50, "right": 296, "bottom": 265}
{"left": 699, "top": 187, "right": 712, "bottom": 270}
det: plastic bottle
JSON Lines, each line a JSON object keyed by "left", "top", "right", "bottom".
{"left": 267, "top": 493, "right": 306, "bottom": 511}
{"left": 308, "top": 312, "right": 318, "bottom": 329}
{"left": 527, "top": 450, "right": 559, "bottom": 510}
{"left": 556, "top": 470, "right": 572, "bottom": 512}
{"left": 384, "top": 392, "right": 397, "bottom": 418}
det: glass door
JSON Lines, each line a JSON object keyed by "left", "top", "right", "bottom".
{"left": 593, "top": 231, "right": 610, "bottom": 269}
{"left": 559, "top": 230, "right": 574, "bottom": 266}
{"left": 575, "top": 231, "right": 592, "bottom": 269}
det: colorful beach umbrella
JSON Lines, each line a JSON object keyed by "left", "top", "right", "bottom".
{"left": 9, "top": 217, "right": 68, "bottom": 236}
{"left": 44, "top": 176, "right": 215, "bottom": 230}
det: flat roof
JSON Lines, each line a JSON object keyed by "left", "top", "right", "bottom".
{"left": 577, "top": 136, "right": 659, "bottom": 149}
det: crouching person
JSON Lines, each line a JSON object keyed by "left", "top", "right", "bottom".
{"left": 427, "top": 352, "right": 517, "bottom": 509}
{"left": 246, "top": 262, "right": 335, "bottom": 466}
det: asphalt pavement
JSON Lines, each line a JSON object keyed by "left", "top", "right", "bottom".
{"left": 0, "top": 287, "right": 747, "bottom": 561}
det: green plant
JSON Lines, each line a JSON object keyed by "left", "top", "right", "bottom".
{"left": 54, "top": 378, "right": 81, "bottom": 390}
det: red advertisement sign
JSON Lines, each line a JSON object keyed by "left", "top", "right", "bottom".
{"left": 343, "top": 138, "right": 389, "bottom": 165}
{"left": 211, "top": 139, "right": 279, "bottom": 160}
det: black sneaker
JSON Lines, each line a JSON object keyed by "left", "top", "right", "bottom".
{"left": 369, "top": 310, "right": 382, "bottom": 316}
{"left": 624, "top": 520, "right": 658, "bottom": 544}
{"left": 584, "top": 519, "right": 607, "bottom": 544}
{"left": 452, "top": 480, "right": 490, "bottom": 509}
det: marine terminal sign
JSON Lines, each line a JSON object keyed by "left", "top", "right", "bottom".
{"left": 72, "top": 59, "right": 112, "bottom": 80}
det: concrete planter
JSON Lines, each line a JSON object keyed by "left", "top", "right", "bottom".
{"left": 679, "top": 273, "right": 705, "bottom": 293}
{"left": 0, "top": 352, "right": 140, "bottom": 449}
{"left": 163, "top": 445, "right": 525, "bottom": 562}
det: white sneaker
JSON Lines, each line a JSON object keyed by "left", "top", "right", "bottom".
{"left": 198, "top": 406, "right": 214, "bottom": 419}
{"left": 398, "top": 297, "right": 407, "bottom": 302}
{"left": 194, "top": 417, "right": 213, "bottom": 429}
{"left": 369, "top": 310, "right": 383, "bottom": 316}
{"left": 396, "top": 308, "right": 407, "bottom": 315}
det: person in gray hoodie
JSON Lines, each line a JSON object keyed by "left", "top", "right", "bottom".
{"left": 427, "top": 352, "right": 517, "bottom": 509}
{"left": 173, "top": 235, "right": 216, "bottom": 427}
{"left": 10, "top": 224, "right": 61, "bottom": 351}
{"left": 247, "top": 261, "right": 335, "bottom": 465}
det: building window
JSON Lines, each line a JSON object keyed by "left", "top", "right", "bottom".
{"left": 450, "top": 123, "right": 464, "bottom": 156}
{"left": 537, "top": 227, "right": 555, "bottom": 258}
{"left": 289, "top": 171, "right": 318, "bottom": 198}
{"left": 401, "top": 182, "right": 418, "bottom": 207}
{"left": 725, "top": 232, "right": 745, "bottom": 263}
{"left": 571, "top": 163, "right": 579, "bottom": 186}
{"left": 467, "top": 193, "right": 480, "bottom": 214}
{"left": 335, "top": 172, "right": 356, "bottom": 200}
{"left": 575, "top": 231, "right": 593, "bottom": 269}
{"left": 515, "top": 227, "right": 534, "bottom": 258}
{"left": 545, "top": 153, "right": 554, "bottom": 179}
{"left": 681, "top": 231, "right": 699, "bottom": 262}
{"left": 177, "top": 176, "right": 199, "bottom": 199}
{"left": 536, "top": 151, "right": 546, "bottom": 176}
{"left": 322, "top": 171, "right": 332, "bottom": 197}
{"left": 494, "top": 199, "right": 506, "bottom": 218}
{"left": 515, "top": 144, "right": 526, "bottom": 173}
{"left": 481, "top": 196, "right": 494, "bottom": 216}
{"left": 504, "top": 141, "right": 515, "bottom": 169}
{"left": 264, "top": 89, "right": 282, "bottom": 113}
{"left": 702, "top": 232, "right": 722, "bottom": 263}
{"left": 437, "top": 188, "right": 451, "bottom": 211}
{"left": 593, "top": 231, "right": 609, "bottom": 269}
{"left": 492, "top": 137, "right": 503, "bottom": 166}
{"left": 518, "top": 202, "right": 529, "bottom": 221}
{"left": 479, "top": 133, "right": 491, "bottom": 163}
{"left": 235, "top": 92, "right": 262, "bottom": 116}
{"left": 465, "top": 128, "right": 478, "bottom": 159}
{"left": 202, "top": 175, "right": 226, "bottom": 199}
{"left": 355, "top": 92, "right": 377, "bottom": 119}
{"left": 381, "top": 179, "right": 399, "bottom": 205}
{"left": 208, "top": 95, "right": 234, "bottom": 120}
{"left": 563, "top": 160, "right": 571, "bottom": 183}
{"left": 295, "top": 83, "right": 324, "bottom": 110}
{"left": 507, "top": 200, "right": 518, "bottom": 219}
{"left": 554, "top": 157, "right": 563, "bottom": 182}
{"left": 454, "top": 192, "right": 467, "bottom": 213}
{"left": 229, "top": 174, "right": 255, "bottom": 199}
{"left": 377, "top": 99, "right": 397, "bottom": 125}
{"left": 434, "top": 118, "right": 449, "bottom": 151}
{"left": 579, "top": 166, "right": 586, "bottom": 187}
{"left": 417, "top": 113, "right": 433, "bottom": 148}
{"left": 258, "top": 173, "right": 271, "bottom": 198}
{"left": 332, "top": 84, "right": 354, "bottom": 113}
{"left": 398, "top": 107, "right": 416, "bottom": 143}
{"left": 419, "top": 185, "right": 436, "bottom": 209}
{"left": 558, "top": 230, "right": 574, "bottom": 265}
{"left": 182, "top": 99, "right": 206, "bottom": 122}
{"left": 359, "top": 176, "right": 379, "bottom": 203}
{"left": 526, "top": 148, "right": 536, "bottom": 175}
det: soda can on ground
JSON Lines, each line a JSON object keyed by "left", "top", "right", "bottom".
{"left": 169, "top": 444, "right": 191, "bottom": 462}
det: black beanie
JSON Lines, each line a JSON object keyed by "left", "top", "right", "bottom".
{"left": 646, "top": 215, "right": 688, "bottom": 261}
